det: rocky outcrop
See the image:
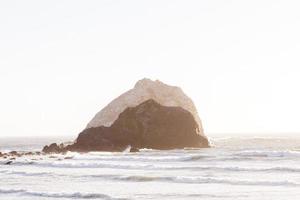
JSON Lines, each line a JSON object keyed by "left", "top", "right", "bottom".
{"left": 60, "top": 99, "right": 209, "bottom": 152}
{"left": 86, "top": 78, "right": 205, "bottom": 136}
{"left": 41, "top": 79, "right": 210, "bottom": 153}
{"left": 42, "top": 143, "right": 65, "bottom": 154}
{"left": 0, "top": 151, "right": 43, "bottom": 164}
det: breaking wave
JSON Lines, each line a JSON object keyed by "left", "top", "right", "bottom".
{"left": 233, "top": 150, "right": 300, "bottom": 158}
{"left": 7, "top": 159, "right": 300, "bottom": 174}
{"left": 88, "top": 175, "right": 300, "bottom": 187}
{"left": 0, "top": 169, "right": 52, "bottom": 177}
{"left": 0, "top": 188, "right": 128, "bottom": 199}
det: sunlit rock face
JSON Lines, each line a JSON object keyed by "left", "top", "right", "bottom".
{"left": 87, "top": 78, "right": 205, "bottom": 136}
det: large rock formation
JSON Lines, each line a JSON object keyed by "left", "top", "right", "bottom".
{"left": 87, "top": 78, "right": 205, "bottom": 136}
{"left": 42, "top": 79, "right": 210, "bottom": 153}
{"left": 64, "top": 100, "right": 209, "bottom": 152}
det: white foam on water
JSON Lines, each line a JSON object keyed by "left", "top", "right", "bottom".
{"left": 1, "top": 136, "right": 300, "bottom": 200}
{"left": 0, "top": 188, "right": 128, "bottom": 200}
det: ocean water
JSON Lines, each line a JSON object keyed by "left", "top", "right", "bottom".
{"left": 0, "top": 136, "right": 300, "bottom": 200}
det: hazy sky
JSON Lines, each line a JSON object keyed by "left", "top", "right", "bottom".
{"left": 1, "top": 0, "right": 300, "bottom": 137}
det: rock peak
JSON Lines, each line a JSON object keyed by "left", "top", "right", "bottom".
{"left": 134, "top": 78, "right": 163, "bottom": 89}
{"left": 86, "top": 78, "right": 206, "bottom": 136}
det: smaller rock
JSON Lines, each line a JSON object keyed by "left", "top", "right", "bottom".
{"left": 25, "top": 152, "right": 34, "bottom": 156}
{"left": 42, "top": 145, "right": 49, "bottom": 153}
{"left": 5, "top": 161, "right": 13, "bottom": 165}
{"left": 49, "top": 156, "right": 57, "bottom": 159}
{"left": 0, "top": 152, "right": 2, "bottom": 157}
{"left": 42, "top": 143, "right": 63, "bottom": 154}
{"left": 130, "top": 147, "right": 140, "bottom": 153}
{"left": 9, "top": 151, "right": 18, "bottom": 156}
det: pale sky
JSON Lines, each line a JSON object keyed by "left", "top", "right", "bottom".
{"left": 0, "top": 0, "right": 300, "bottom": 137}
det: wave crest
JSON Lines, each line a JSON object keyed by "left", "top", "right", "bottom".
{"left": 0, "top": 188, "right": 128, "bottom": 199}
{"left": 91, "top": 175, "right": 300, "bottom": 187}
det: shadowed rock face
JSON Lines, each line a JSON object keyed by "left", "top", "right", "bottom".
{"left": 64, "top": 99, "right": 209, "bottom": 152}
